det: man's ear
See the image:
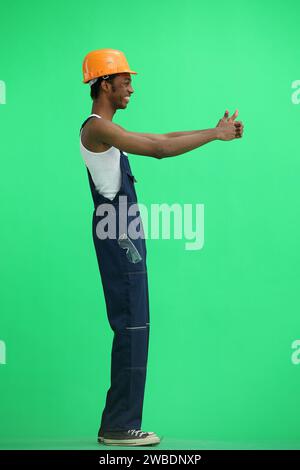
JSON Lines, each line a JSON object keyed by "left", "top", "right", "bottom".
{"left": 100, "top": 80, "right": 106, "bottom": 93}
{"left": 102, "top": 79, "right": 113, "bottom": 93}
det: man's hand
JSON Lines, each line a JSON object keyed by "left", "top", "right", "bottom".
{"left": 215, "top": 109, "right": 244, "bottom": 141}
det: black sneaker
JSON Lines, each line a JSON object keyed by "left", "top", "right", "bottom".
{"left": 98, "top": 429, "right": 160, "bottom": 446}
{"left": 98, "top": 429, "right": 156, "bottom": 442}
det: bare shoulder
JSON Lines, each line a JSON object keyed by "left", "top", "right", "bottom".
{"left": 82, "top": 117, "right": 161, "bottom": 158}
{"left": 81, "top": 117, "right": 123, "bottom": 153}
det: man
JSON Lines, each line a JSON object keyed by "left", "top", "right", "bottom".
{"left": 79, "top": 48, "right": 244, "bottom": 447}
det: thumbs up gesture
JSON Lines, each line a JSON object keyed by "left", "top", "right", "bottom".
{"left": 216, "top": 109, "right": 244, "bottom": 141}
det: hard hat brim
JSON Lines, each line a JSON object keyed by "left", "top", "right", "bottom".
{"left": 83, "top": 70, "right": 137, "bottom": 84}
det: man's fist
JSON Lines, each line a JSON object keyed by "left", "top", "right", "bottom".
{"left": 216, "top": 109, "right": 244, "bottom": 141}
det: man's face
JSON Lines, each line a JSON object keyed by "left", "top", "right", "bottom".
{"left": 110, "top": 72, "right": 134, "bottom": 108}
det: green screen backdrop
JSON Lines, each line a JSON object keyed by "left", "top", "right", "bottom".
{"left": 1, "top": 0, "right": 300, "bottom": 450}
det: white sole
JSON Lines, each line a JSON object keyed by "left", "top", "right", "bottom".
{"left": 98, "top": 431, "right": 156, "bottom": 443}
{"left": 102, "top": 435, "right": 160, "bottom": 446}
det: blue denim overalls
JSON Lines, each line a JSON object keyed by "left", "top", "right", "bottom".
{"left": 80, "top": 116, "right": 150, "bottom": 434}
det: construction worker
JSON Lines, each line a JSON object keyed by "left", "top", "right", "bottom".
{"left": 79, "top": 48, "right": 244, "bottom": 447}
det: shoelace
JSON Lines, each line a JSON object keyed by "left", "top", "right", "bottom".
{"left": 127, "top": 429, "right": 147, "bottom": 437}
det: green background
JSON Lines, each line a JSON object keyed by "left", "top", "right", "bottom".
{"left": 1, "top": 0, "right": 300, "bottom": 450}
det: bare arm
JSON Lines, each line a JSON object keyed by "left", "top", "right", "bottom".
{"left": 135, "top": 110, "right": 243, "bottom": 142}
{"left": 137, "top": 130, "right": 200, "bottom": 139}
{"left": 91, "top": 118, "right": 162, "bottom": 158}
{"left": 91, "top": 110, "right": 243, "bottom": 159}
{"left": 127, "top": 129, "right": 218, "bottom": 158}
{"left": 140, "top": 110, "right": 244, "bottom": 158}
{"left": 166, "top": 130, "right": 201, "bottom": 138}
{"left": 160, "top": 128, "right": 219, "bottom": 158}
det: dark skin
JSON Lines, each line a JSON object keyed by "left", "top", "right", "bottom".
{"left": 81, "top": 72, "right": 244, "bottom": 155}
{"left": 91, "top": 73, "right": 134, "bottom": 121}
{"left": 81, "top": 73, "right": 134, "bottom": 152}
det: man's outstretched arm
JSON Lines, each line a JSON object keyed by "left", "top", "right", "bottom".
{"left": 138, "top": 130, "right": 201, "bottom": 140}
{"left": 128, "top": 109, "right": 243, "bottom": 158}
{"left": 138, "top": 110, "right": 243, "bottom": 158}
{"left": 140, "top": 110, "right": 242, "bottom": 140}
{"left": 91, "top": 109, "right": 244, "bottom": 159}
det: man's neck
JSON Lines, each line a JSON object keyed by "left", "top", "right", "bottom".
{"left": 91, "top": 100, "right": 116, "bottom": 121}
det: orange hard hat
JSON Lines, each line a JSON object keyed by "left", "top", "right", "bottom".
{"left": 82, "top": 48, "right": 137, "bottom": 84}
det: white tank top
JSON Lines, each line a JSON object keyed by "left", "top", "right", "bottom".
{"left": 79, "top": 114, "right": 123, "bottom": 200}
